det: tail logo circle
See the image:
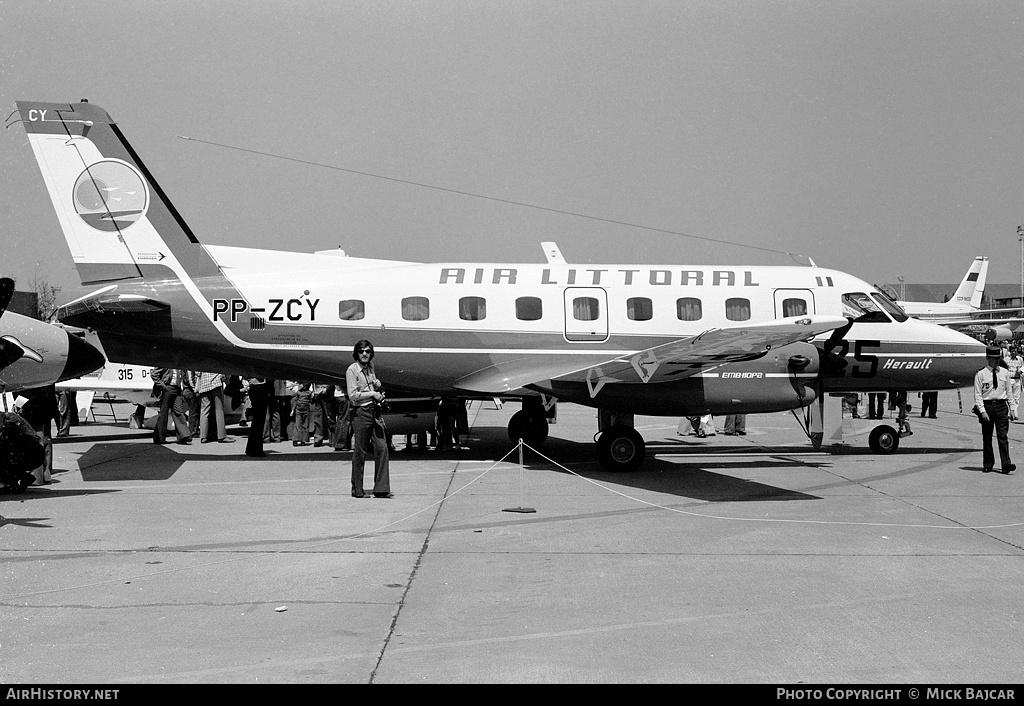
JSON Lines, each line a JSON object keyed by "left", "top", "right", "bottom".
{"left": 73, "top": 160, "right": 149, "bottom": 232}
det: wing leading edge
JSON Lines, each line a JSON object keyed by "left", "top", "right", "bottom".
{"left": 453, "top": 315, "right": 849, "bottom": 394}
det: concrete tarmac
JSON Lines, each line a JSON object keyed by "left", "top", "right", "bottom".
{"left": 2, "top": 391, "right": 1023, "bottom": 684}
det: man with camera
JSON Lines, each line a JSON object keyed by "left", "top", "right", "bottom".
{"left": 345, "top": 340, "right": 392, "bottom": 498}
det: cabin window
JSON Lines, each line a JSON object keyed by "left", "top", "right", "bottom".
{"left": 516, "top": 296, "right": 543, "bottom": 321}
{"left": 626, "top": 297, "right": 653, "bottom": 321}
{"left": 573, "top": 297, "right": 601, "bottom": 322}
{"left": 459, "top": 296, "right": 486, "bottom": 321}
{"left": 676, "top": 297, "right": 702, "bottom": 321}
{"left": 842, "top": 292, "right": 889, "bottom": 323}
{"left": 726, "top": 297, "right": 751, "bottom": 321}
{"left": 338, "top": 299, "right": 365, "bottom": 321}
{"left": 402, "top": 296, "right": 430, "bottom": 321}
{"left": 781, "top": 298, "right": 807, "bottom": 317}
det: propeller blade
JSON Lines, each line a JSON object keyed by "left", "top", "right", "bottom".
{"left": 0, "top": 336, "right": 26, "bottom": 370}
{"left": 0, "top": 277, "right": 14, "bottom": 319}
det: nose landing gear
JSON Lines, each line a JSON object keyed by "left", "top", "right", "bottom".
{"left": 868, "top": 391, "right": 912, "bottom": 454}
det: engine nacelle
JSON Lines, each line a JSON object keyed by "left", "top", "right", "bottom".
{"left": 984, "top": 325, "right": 1015, "bottom": 343}
{"left": 699, "top": 342, "right": 820, "bottom": 413}
{"left": 544, "top": 341, "right": 822, "bottom": 416}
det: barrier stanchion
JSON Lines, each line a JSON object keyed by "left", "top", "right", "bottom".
{"left": 502, "top": 439, "right": 536, "bottom": 514}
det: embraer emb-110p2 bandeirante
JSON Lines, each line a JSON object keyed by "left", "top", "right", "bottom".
{"left": 10, "top": 100, "right": 985, "bottom": 469}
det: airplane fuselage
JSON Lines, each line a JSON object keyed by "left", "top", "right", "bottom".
{"left": 58, "top": 250, "right": 982, "bottom": 416}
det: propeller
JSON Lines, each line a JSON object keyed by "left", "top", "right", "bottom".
{"left": 0, "top": 277, "right": 14, "bottom": 320}
{"left": 0, "top": 278, "right": 21, "bottom": 370}
{"left": 0, "top": 279, "right": 45, "bottom": 373}
{"left": 803, "top": 318, "right": 855, "bottom": 449}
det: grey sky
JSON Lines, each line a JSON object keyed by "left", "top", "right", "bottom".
{"left": 1, "top": 0, "right": 1022, "bottom": 302}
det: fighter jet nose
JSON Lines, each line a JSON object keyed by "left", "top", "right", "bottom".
{"left": 60, "top": 331, "right": 105, "bottom": 382}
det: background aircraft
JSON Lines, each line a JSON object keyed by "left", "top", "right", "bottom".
{"left": 12, "top": 99, "right": 986, "bottom": 468}
{"left": 0, "top": 277, "right": 104, "bottom": 394}
{"left": 54, "top": 330, "right": 156, "bottom": 426}
{"left": 893, "top": 256, "right": 1024, "bottom": 339}
{"left": 896, "top": 256, "right": 989, "bottom": 319}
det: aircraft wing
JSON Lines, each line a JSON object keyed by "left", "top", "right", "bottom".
{"left": 550, "top": 315, "right": 849, "bottom": 389}
{"left": 973, "top": 307, "right": 1024, "bottom": 316}
{"left": 453, "top": 315, "right": 848, "bottom": 393}
{"left": 936, "top": 317, "right": 1024, "bottom": 328}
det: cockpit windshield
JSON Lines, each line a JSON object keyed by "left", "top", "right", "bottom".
{"left": 842, "top": 292, "right": 891, "bottom": 323}
{"left": 870, "top": 290, "right": 909, "bottom": 322}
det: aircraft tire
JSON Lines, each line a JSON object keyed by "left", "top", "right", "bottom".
{"left": 507, "top": 410, "right": 549, "bottom": 449}
{"left": 596, "top": 425, "right": 645, "bottom": 472}
{"left": 868, "top": 425, "right": 900, "bottom": 454}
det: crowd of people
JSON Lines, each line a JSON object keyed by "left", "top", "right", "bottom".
{"left": 0, "top": 338, "right": 477, "bottom": 495}
{"left": 147, "top": 341, "right": 474, "bottom": 498}
{"left": 3, "top": 339, "right": 1023, "bottom": 493}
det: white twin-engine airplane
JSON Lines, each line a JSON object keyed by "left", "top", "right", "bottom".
{"left": 896, "top": 256, "right": 989, "bottom": 320}
{"left": 0, "top": 276, "right": 105, "bottom": 393}
{"left": 896, "top": 256, "right": 1024, "bottom": 338}
{"left": 11, "top": 100, "right": 985, "bottom": 469}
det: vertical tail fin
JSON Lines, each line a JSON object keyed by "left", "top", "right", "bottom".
{"left": 13, "top": 100, "right": 220, "bottom": 286}
{"left": 950, "top": 256, "right": 987, "bottom": 309}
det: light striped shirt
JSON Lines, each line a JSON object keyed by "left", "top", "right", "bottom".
{"left": 194, "top": 372, "right": 227, "bottom": 394}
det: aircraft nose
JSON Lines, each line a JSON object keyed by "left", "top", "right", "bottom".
{"left": 60, "top": 331, "right": 105, "bottom": 382}
{"left": 945, "top": 353, "right": 985, "bottom": 388}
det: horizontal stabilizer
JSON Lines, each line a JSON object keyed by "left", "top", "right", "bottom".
{"left": 57, "top": 294, "right": 172, "bottom": 335}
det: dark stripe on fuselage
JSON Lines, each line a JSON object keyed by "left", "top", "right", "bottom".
{"left": 110, "top": 124, "right": 203, "bottom": 247}
{"left": 820, "top": 341, "right": 981, "bottom": 392}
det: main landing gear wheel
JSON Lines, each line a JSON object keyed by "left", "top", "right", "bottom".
{"left": 508, "top": 410, "right": 549, "bottom": 449}
{"left": 596, "top": 425, "right": 646, "bottom": 472}
{"left": 868, "top": 425, "right": 900, "bottom": 454}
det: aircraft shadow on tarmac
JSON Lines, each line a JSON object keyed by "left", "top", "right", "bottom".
{"left": 458, "top": 429, "right": 824, "bottom": 503}
{"left": 0, "top": 515, "right": 55, "bottom": 529}
{"left": 826, "top": 445, "right": 976, "bottom": 456}
{"left": 1, "top": 486, "right": 120, "bottom": 502}
{"left": 54, "top": 431, "right": 152, "bottom": 444}
{"left": 656, "top": 435, "right": 973, "bottom": 457}
{"left": 74, "top": 440, "right": 339, "bottom": 481}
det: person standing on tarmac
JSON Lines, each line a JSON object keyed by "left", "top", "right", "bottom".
{"left": 973, "top": 346, "right": 1015, "bottom": 474}
{"left": 244, "top": 378, "right": 272, "bottom": 458}
{"left": 919, "top": 390, "right": 939, "bottom": 419}
{"left": 723, "top": 413, "right": 747, "bottom": 436}
{"left": 151, "top": 368, "right": 192, "bottom": 445}
{"left": 1007, "top": 348, "right": 1022, "bottom": 421}
{"left": 16, "top": 385, "right": 60, "bottom": 485}
{"left": 195, "top": 371, "right": 234, "bottom": 444}
{"left": 346, "top": 340, "right": 391, "bottom": 498}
